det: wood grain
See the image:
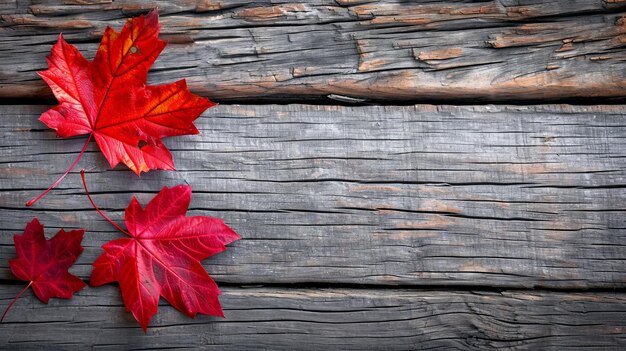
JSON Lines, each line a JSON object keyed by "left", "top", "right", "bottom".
{"left": 1, "top": 104, "right": 625, "bottom": 288}
{"left": 1, "top": 284, "right": 625, "bottom": 350}
{"left": 1, "top": 0, "right": 625, "bottom": 102}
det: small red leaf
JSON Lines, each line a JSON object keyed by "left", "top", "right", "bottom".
{"left": 87, "top": 182, "right": 240, "bottom": 331}
{"left": 2, "top": 218, "right": 86, "bottom": 322}
{"left": 28, "top": 9, "right": 215, "bottom": 205}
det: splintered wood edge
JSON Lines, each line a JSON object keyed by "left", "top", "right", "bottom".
{"left": 0, "top": 1, "right": 625, "bottom": 102}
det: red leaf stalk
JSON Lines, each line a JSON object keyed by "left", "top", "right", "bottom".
{"left": 26, "top": 133, "right": 93, "bottom": 206}
{"left": 0, "top": 281, "right": 32, "bottom": 323}
{"left": 80, "top": 170, "right": 130, "bottom": 236}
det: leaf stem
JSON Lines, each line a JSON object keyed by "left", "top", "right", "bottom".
{"left": 26, "top": 133, "right": 94, "bottom": 206}
{"left": 80, "top": 170, "right": 130, "bottom": 236}
{"left": 0, "top": 281, "right": 33, "bottom": 323}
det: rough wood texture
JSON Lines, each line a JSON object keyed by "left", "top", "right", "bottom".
{"left": 1, "top": 104, "right": 625, "bottom": 288}
{"left": 1, "top": 0, "right": 626, "bottom": 102}
{"left": 1, "top": 284, "right": 626, "bottom": 350}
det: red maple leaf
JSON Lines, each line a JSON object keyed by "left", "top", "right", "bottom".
{"left": 27, "top": 9, "right": 215, "bottom": 206}
{"left": 81, "top": 171, "right": 240, "bottom": 331}
{"left": 2, "top": 218, "right": 86, "bottom": 322}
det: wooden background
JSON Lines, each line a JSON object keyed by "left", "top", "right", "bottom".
{"left": 1, "top": 1, "right": 626, "bottom": 349}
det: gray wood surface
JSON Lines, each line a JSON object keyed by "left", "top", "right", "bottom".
{"left": 2, "top": 2, "right": 625, "bottom": 347}
{"left": 1, "top": 104, "right": 625, "bottom": 289}
{"left": 1, "top": 0, "right": 626, "bottom": 102}
{"left": 1, "top": 284, "right": 626, "bottom": 350}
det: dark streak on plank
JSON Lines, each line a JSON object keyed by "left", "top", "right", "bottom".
{"left": 0, "top": 104, "right": 625, "bottom": 289}
{"left": 0, "top": 0, "right": 625, "bottom": 102}
{"left": 1, "top": 284, "right": 626, "bottom": 350}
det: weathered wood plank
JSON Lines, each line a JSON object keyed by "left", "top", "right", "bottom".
{"left": 1, "top": 104, "right": 625, "bottom": 288}
{"left": 1, "top": 285, "right": 625, "bottom": 350}
{"left": 1, "top": 1, "right": 625, "bottom": 102}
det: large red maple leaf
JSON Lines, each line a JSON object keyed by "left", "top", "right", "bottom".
{"left": 2, "top": 218, "right": 86, "bottom": 322}
{"left": 82, "top": 172, "right": 240, "bottom": 331}
{"left": 28, "top": 9, "right": 215, "bottom": 206}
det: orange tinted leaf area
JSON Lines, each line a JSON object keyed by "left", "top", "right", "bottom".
{"left": 39, "top": 9, "right": 214, "bottom": 175}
